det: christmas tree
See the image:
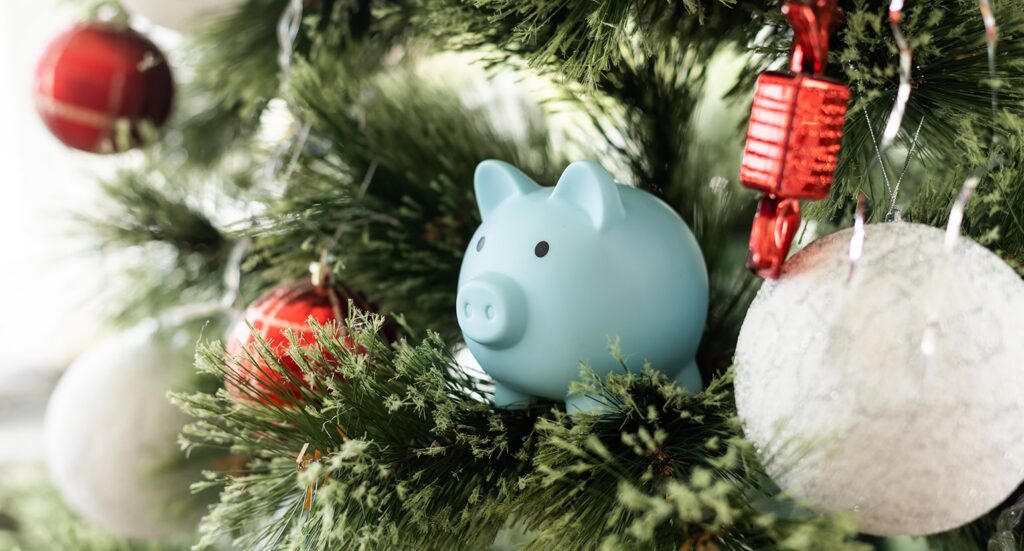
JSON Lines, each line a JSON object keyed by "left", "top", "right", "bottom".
{"left": 8, "top": 0, "right": 1024, "bottom": 549}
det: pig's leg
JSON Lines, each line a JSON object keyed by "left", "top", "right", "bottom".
{"left": 674, "top": 360, "right": 704, "bottom": 393}
{"left": 494, "top": 383, "right": 535, "bottom": 409}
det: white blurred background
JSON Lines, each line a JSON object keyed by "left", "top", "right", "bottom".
{"left": 0, "top": 0, "right": 114, "bottom": 462}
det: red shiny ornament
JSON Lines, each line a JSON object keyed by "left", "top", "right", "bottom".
{"left": 784, "top": 0, "right": 840, "bottom": 74}
{"left": 740, "top": 0, "right": 848, "bottom": 279}
{"left": 226, "top": 280, "right": 378, "bottom": 405}
{"left": 34, "top": 23, "right": 174, "bottom": 153}
{"left": 747, "top": 196, "right": 801, "bottom": 280}
{"left": 739, "top": 72, "right": 849, "bottom": 200}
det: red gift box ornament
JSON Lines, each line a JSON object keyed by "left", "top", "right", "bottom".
{"left": 741, "top": 0, "right": 849, "bottom": 278}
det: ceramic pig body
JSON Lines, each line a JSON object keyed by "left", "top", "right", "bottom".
{"left": 457, "top": 160, "right": 709, "bottom": 412}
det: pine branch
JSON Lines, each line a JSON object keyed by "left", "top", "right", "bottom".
{"left": 176, "top": 314, "right": 538, "bottom": 549}
{"left": 174, "top": 0, "right": 371, "bottom": 165}
{"left": 87, "top": 170, "right": 224, "bottom": 254}
{"left": 154, "top": 0, "right": 1024, "bottom": 281}
{"left": 175, "top": 311, "right": 869, "bottom": 549}
{"left": 421, "top": 0, "right": 768, "bottom": 86}
{"left": 414, "top": 0, "right": 1024, "bottom": 232}
{"left": 817, "top": 1, "right": 1024, "bottom": 222}
{"left": 160, "top": 0, "right": 293, "bottom": 165}
{"left": 80, "top": 169, "right": 233, "bottom": 324}
{"left": 514, "top": 364, "right": 867, "bottom": 550}
{"left": 903, "top": 161, "right": 1024, "bottom": 275}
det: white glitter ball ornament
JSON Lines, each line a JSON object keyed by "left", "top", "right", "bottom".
{"left": 120, "top": 0, "right": 245, "bottom": 33}
{"left": 735, "top": 222, "right": 1024, "bottom": 536}
{"left": 45, "top": 322, "right": 204, "bottom": 540}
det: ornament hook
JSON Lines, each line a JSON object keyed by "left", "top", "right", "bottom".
{"left": 220, "top": 237, "right": 251, "bottom": 311}
{"left": 846, "top": 192, "right": 867, "bottom": 283}
{"left": 277, "top": 0, "right": 304, "bottom": 76}
{"left": 784, "top": 0, "right": 840, "bottom": 74}
{"left": 310, "top": 249, "right": 332, "bottom": 288}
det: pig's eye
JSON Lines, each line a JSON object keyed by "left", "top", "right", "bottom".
{"left": 476, "top": 236, "right": 486, "bottom": 252}
{"left": 534, "top": 241, "right": 550, "bottom": 258}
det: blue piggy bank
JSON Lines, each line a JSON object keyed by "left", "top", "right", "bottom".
{"left": 457, "top": 160, "right": 709, "bottom": 412}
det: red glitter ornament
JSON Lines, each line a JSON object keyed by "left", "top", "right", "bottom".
{"left": 739, "top": 0, "right": 848, "bottom": 278}
{"left": 34, "top": 22, "right": 174, "bottom": 153}
{"left": 740, "top": 73, "right": 848, "bottom": 200}
{"left": 226, "top": 280, "right": 380, "bottom": 405}
{"left": 747, "top": 196, "right": 801, "bottom": 279}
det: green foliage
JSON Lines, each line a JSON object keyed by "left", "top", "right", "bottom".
{"left": 175, "top": 313, "right": 866, "bottom": 549}
{"left": 514, "top": 364, "right": 866, "bottom": 550}
{"left": 176, "top": 313, "right": 537, "bottom": 549}
{"left": 88, "top": 169, "right": 223, "bottom": 254}
{"left": 80, "top": 169, "right": 231, "bottom": 325}
{"left": 422, "top": 0, "right": 769, "bottom": 86}
{"left": 174, "top": 0, "right": 353, "bottom": 165}
{"left": 815, "top": 0, "right": 1024, "bottom": 226}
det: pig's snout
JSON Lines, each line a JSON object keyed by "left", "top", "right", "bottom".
{"left": 457, "top": 273, "right": 527, "bottom": 347}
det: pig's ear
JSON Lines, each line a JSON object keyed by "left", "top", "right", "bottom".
{"left": 551, "top": 161, "right": 626, "bottom": 231}
{"left": 474, "top": 160, "right": 541, "bottom": 221}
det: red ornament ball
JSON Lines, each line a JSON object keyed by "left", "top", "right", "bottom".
{"left": 34, "top": 22, "right": 174, "bottom": 153}
{"left": 225, "top": 280, "right": 379, "bottom": 405}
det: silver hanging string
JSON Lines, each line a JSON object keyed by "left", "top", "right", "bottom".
{"left": 847, "top": 0, "right": 924, "bottom": 278}
{"left": 277, "top": 0, "right": 304, "bottom": 76}
{"left": 922, "top": 1, "right": 1002, "bottom": 360}
{"left": 846, "top": 192, "right": 868, "bottom": 282}
{"left": 979, "top": 0, "right": 999, "bottom": 117}
{"left": 864, "top": 112, "right": 895, "bottom": 201}
{"left": 310, "top": 248, "right": 332, "bottom": 288}
{"left": 282, "top": 121, "right": 312, "bottom": 180}
{"left": 219, "top": 237, "right": 251, "bottom": 311}
{"left": 990, "top": 494, "right": 1024, "bottom": 550}
{"left": 854, "top": 0, "right": 916, "bottom": 229}
{"left": 264, "top": 0, "right": 312, "bottom": 181}
{"left": 881, "top": 0, "right": 912, "bottom": 148}
{"left": 276, "top": 2, "right": 380, "bottom": 273}
{"left": 886, "top": 117, "right": 924, "bottom": 221}
{"left": 879, "top": 0, "right": 916, "bottom": 220}
{"left": 167, "top": 1, "right": 308, "bottom": 331}
{"left": 945, "top": 176, "right": 982, "bottom": 251}
{"left": 942, "top": 0, "right": 1001, "bottom": 254}
{"left": 922, "top": 173, "right": 983, "bottom": 357}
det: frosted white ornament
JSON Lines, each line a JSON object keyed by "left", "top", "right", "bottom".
{"left": 45, "top": 321, "right": 204, "bottom": 540}
{"left": 121, "top": 0, "right": 245, "bottom": 33}
{"left": 735, "top": 222, "right": 1024, "bottom": 537}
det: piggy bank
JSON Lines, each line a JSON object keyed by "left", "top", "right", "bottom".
{"left": 456, "top": 160, "right": 709, "bottom": 412}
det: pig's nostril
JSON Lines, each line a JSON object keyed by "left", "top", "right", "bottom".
{"left": 463, "top": 302, "right": 473, "bottom": 318}
{"left": 485, "top": 305, "right": 495, "bottom": 320}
